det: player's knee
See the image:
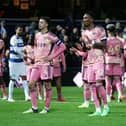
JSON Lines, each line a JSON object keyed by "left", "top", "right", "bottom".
{"left": 29, "top": 81, "right": 36, "bottom": 89}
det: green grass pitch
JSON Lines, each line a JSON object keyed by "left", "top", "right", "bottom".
{"left": 0, "top": 86, "right": 126, "bottom": 126}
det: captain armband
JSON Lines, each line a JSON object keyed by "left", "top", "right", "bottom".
{"left": 56, "top": 39, "right": 63, "bottom": 46}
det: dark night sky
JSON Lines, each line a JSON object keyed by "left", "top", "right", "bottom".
{"left": 0, "top": 0, "right": 126, "bottom": 19}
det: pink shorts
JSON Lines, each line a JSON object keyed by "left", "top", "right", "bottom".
{"left": 84, "top": 63, "right": 105, "bottom": 83}
{"left": 53, "top": 67, "right": 61, "bottom": 77}
{"left": 105, "top": 64, "right": 122, "bottom": 76}
{"left": 30, "top": 65, "right": 53, "bottom": 81}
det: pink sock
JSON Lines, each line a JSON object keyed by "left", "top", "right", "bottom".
{"left": 84, "top": 85, "right": 90, "bottom": 101}
{"left": 45, "top": 88, "right": 52, "bottom": 108}
{"left": 1, "top": 84, "right": 7, "bottom": 97}
{"left": 30, "top": 88, "right": 37, "bottom": 108}
{"left": 97, "top": 84, "right": 107, "bottom": 105}
{"left": 91, "top": 84, "right": 100, "bottom": 109}
{"left": 105, "top": 78, "right": 111, "bottom": 96}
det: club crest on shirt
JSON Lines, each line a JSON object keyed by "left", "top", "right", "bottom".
{"left": 17, "top": 42, "right": 24, "bottom": 47}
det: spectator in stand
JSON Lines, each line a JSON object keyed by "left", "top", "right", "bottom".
{"left": 59, "top": 28, "right": 67, "bottom": 41}
{"left": 70, "top": 27, "right": 80, "bottom": 45}
{"left": 64, "top": 12, "right": 74, "bottom": 31}
{"left": 55, "top": 25, "right": 63, "bottom": 37}
{"left": 104, "top": 18, "right": 111, "bottom": 26}
{"left": 0, "top": 20, "right": 7, "bottom": 41}
{"left": 29, "top": 21, "right": 38, "bottom": 35}
{"left": 115, "top": 21, "right": 121, "bottom": 30}
{"left": 23, "top": 25, "right": 30, "bottom": 45}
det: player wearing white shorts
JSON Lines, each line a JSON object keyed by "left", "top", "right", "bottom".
{"left": 8, "top": 25, "right": 30, "bottom": 102}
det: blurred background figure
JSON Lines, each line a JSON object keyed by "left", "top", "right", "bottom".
{"left": 0, "top": 20, "right": 7, "bottom": 40}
